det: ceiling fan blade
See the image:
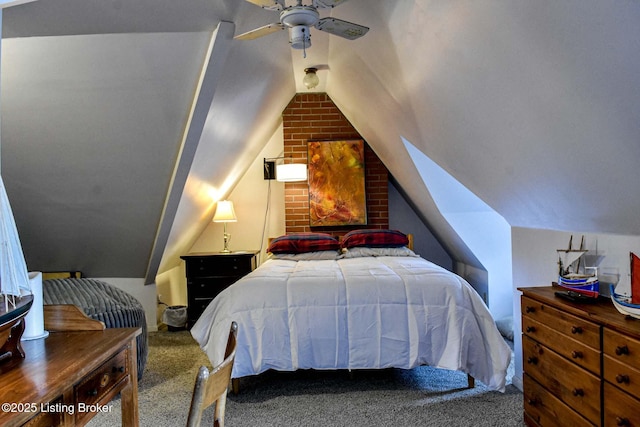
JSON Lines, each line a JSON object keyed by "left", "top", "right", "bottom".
{"left": 243, "top": 0, "right": 285, "bottom": 11}
{"left": 315, "top": 17, "right": 369, "bottom": 40}
{"left": 234, "top": 23, "right": 285, "bottom": 40}
{"left": 313, "top": 0, "right": 351, "bottom": 8}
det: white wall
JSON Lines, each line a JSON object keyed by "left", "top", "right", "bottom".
{"left": 155, "top": 123, "right": 287, "bottom": 318}
{"left": 388, "top": 181, "right": 453, "bottom": 271}
{"left": 402, "top": 138, "right": 512, "bottom": 321}
{"left": 190, "top": 122, "right": 286, "bottom": 263}
{"left": 511, "top": 227, "right": 640, "bottom": 391}
{"left": 95, "top": 278, "right": 158, "bottom": 332}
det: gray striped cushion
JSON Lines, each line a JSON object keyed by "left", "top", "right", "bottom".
{"left": 43, "top": 278, "right": 148, "bottom": 379}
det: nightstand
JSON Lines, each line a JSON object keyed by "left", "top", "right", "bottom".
{"left": 181, "top": 251, "right": 257, "bottom": 326}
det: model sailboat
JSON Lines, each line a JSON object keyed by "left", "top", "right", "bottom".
{"left": 610, "top": 253, "right": 640, "bottom": 319}
{"left": 0, "top": 175, "right": 33, "bottom": 364}
{"left": 556, "top": 235, "right": 599, "bottom": 298}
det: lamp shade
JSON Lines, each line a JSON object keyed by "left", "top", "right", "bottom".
{"left": 276, "top": 163, "right": 307, "bottom": 182}
{"left": 212, "top": 200, "right": 237, "bottom": 222}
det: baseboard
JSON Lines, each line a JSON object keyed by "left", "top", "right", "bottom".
{"left": 511, "top": 374, "right": 523, "bottom": 392}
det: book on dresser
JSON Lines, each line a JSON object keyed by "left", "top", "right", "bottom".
{"left": 520, "top": 285, "right": 640, "bottom": 427}
{"left": 181, "top": 251, "right": 257, "bottom": 327}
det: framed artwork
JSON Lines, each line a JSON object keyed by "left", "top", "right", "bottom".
{"left": 308, "top": 139, "right": 367, "bottom": 227}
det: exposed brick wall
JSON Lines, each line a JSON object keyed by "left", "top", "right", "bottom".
{"left": 282, "top": 93, "right": 388, "bottom": 237}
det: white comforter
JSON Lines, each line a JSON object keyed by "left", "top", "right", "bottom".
{"left": 191, "top": 256, "right": 511, "bottom": 392}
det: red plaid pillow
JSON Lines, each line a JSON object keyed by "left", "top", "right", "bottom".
{"left": 268, "top": 233, "right": 340, "bottom": 254}
{"left": 341, "top": 229, "right": 409, "bottom": 249}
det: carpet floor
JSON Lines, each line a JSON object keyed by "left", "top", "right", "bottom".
{"left": 87, "top": 330, "right": 522, "bottom": 427}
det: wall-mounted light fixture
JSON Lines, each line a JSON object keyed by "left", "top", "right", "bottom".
{"left": 303, "top": 67, "right": 319, "bottom": 90}
{"left": 264, "top": 156, "right": 307, "bottom": 182}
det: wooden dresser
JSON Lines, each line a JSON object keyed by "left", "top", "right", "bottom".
{"left": 521, "top": 286, "right": 640, "bottom": 427}
{"left": 181, "top": 251, "right": 257, "bottom": 326}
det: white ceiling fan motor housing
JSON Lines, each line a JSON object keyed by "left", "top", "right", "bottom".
{"left": 290, "top": 25, "right": 311, "bottom": 49}
{"left": 280, "top": 6, "right": 319, "bottom": 27}
{"left": 281, "top": 6, "right": 319, "bottom": 49}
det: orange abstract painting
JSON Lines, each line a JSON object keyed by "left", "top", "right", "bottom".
{"left": 308, "top": 140, "right": 367, "bottom": 227}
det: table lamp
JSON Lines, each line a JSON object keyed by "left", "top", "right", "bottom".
{"left": 213, "top": 200, "right": 237, "bottom": 253}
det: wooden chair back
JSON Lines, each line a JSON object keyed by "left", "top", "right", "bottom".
{"left": 186, "top": 321, "right": 237, "bottom": 427}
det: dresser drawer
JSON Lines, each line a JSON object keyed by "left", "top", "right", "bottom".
{"left": 522, "top": 315, "right": 600, "bottom": 374}
{"left": 523, "top": 335, "right": 600, "bottom": 425}
{"left": 185, "top": 255, "right": 255, "bottom": 277}
{"left": 604, "top": 382, "right": 640, "bottom": 427}
{"left": 75, "top": 348, "right": 129, "bottom": 420}
{"left": 524, "top": 374, "right": 596, "bottom": 427}
{"left": 522, "top": 296, "right": 600, "bottom": 348}
{"left": 187, "top": 277, "right": 239, "bottom": 298}
{"left": 188, "top": 298, "right": 214, "bottom": 320}
{"left": 23, "top": 397, "right": 64, "bottom": 427}
{"left": 604, "top": 327, "right": 640, "bottom": 363}
{"left": 604, "top": 352, "right": 640, "bottom": 397}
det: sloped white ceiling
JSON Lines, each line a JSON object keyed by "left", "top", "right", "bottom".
{"left": 1, "top": 31, "right": 213, "bottom": 277}
{"left": 329, "top": 0, "right": 640, "bottom": 236}
{"left": 1, "top": 0, "right": 638, "bottom": 281}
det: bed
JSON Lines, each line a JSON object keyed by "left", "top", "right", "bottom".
{"left": 42, "top": 275, "right": 148, "bottom": 380}
{"left": 191, "top": 230, "right": 511, "bottom": 392}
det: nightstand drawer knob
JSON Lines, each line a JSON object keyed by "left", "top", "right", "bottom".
{"left": 525, "top": 306, "right": 535, "bottom": 313}
{"left": 616, "top": 374, "right": 630, "bottom": 384}
{"left": 616, "top": 345, "right": 630, "bottom": 356}
{"left": 527, "top": 398, "right": 539, "bottom": 406}
{"left": 572, "top": 388, "right": 584, "bottom": 397}
{"left": 616, "top": 417, "right": 630, "bottom": 426}
{"left": 571, "top": 326, "right": 583, "bottom": 334}
{"left": 527, "top": 356, "right": 538, "bottom": 365}
{"left": 526, "top": 326, "right": 536, "bottom": 333}
{"left": 571, "top": 351, "right": 583, "bottom": 359}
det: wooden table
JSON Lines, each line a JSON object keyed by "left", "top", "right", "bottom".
{"left": 0, "top": 306, "right": 140, "bottom": 426}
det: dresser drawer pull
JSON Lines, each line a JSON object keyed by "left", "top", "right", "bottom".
{"left": 572, "top": 388, "right": 584, "bottom": 397}
{"left": 113, "top": 366, "right": 125, "bottom": 373}
{"left": 616, "top": 374, "right": 630, "bottom": 384}
{"left": 570, "top": 326, "right": 583, "bottom": 334}
{"left": 87, "top": 389, "right": 98, "bottom": 396}
{"left": 616, "top": 345, "right": 630, "bottom": 356}
{"left": 527, "top": 356, "right": 538, "bottom": 365}
{"left": 100, "top": 373, "right": 110, "bottom": 387}
{"left": 527, "top": 398, "right": 539, "bottom": 406}
{"left": 571, "top": 350, "right": 583, "bottom": 359}
{"left": 525, "top": 326, "right": 536, "bottom": 333}
{"left": 525, "top": 306, "right": 536, "bottom": 313}
{"left": 616, "top": 417, "right": 630, "bottom": 426}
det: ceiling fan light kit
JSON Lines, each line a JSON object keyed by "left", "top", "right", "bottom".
{"left": 235, "top": 0, "right": 369, "bottom": 52}
{"left": 303, "top": 67, "right": 319, "bottom": 89}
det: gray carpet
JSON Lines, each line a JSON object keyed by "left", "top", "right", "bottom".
{"left": 88, "top": 330, "right": 522, "bottom": 427}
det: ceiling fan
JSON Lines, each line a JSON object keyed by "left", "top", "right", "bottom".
{"left": 234, "top": 0, "right": 369, "bottom": 53}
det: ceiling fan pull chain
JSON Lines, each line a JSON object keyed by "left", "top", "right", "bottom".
{"left": 302, "top": 26, "right": 307, "bottom": 58}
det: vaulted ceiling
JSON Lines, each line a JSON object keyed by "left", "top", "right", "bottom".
{"left": 1, "top": 0, "right": 639, "bottom": 282}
